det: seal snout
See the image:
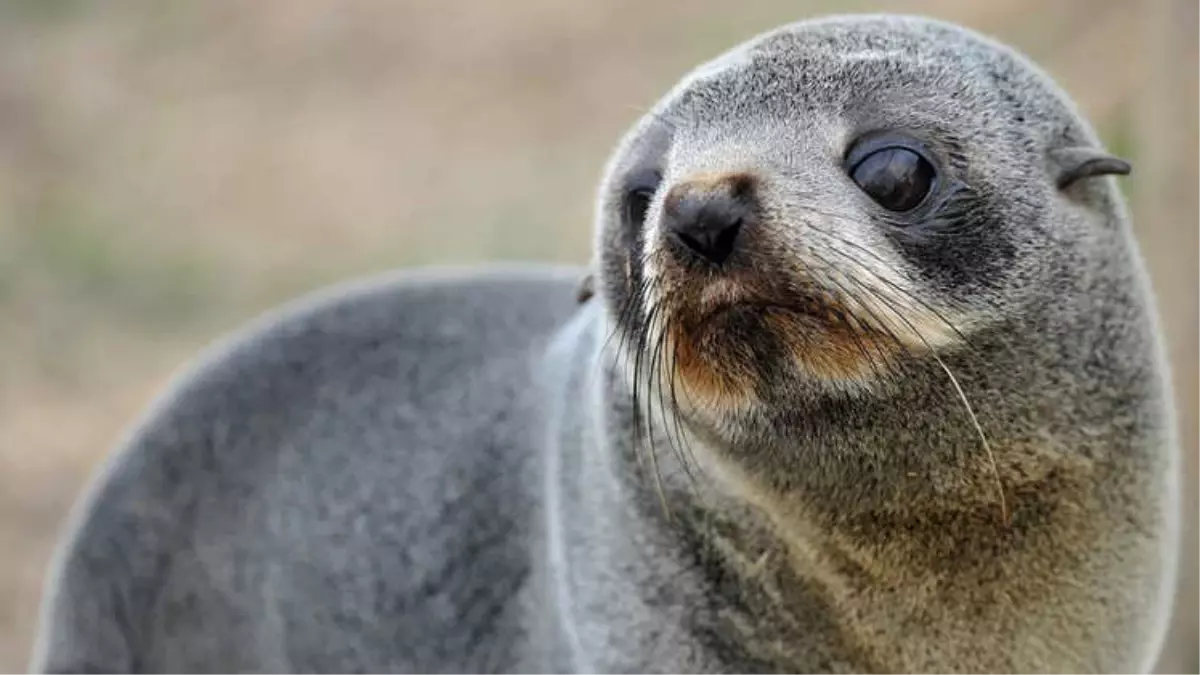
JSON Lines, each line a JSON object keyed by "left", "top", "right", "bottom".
{"left": 662, "top": 172, "right": 758, "bottom": 266}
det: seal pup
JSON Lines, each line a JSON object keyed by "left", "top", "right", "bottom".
{"left": 32, "top": 13, "right": 1178, "bottom": 673}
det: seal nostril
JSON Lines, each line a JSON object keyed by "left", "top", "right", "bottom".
{"left": 712, "top": 218, "right": 742, "bottom": 262}
{"left": 676, "top": 231, "right": 705, "bottom": 256}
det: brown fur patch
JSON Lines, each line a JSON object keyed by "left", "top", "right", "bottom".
{"left": 764, "top": 310, "right": 905, "bottom": 382}
{"left": 665, "top": 291, "right": 907, "bottom": 408}
{"left": 670, "top": 319, "right": 758, "bottom": 410}
{"left": 703, "top": 449, "right": 1105, "bottom": 672}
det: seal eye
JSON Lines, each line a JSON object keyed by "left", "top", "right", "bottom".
{"left": 626, "top": 187, "right": 655, "bottom": 227}
{"left": 849, "top": 147, "right": 936, "bottom": 212}
{"left": 622, "top": 168, "right": 662, "bottom": 228}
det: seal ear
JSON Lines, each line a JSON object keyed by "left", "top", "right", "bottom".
{"left": 1049, "top": 147, "right": 1131, "bottom": 189}
{"left": 575, "top": 273, "right": 595, "bottom": 304}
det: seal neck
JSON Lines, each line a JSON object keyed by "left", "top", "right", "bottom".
{"left": 537, "top": 302, "right": 1109, "bottom": 673}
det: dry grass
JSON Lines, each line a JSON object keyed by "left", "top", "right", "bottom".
{"left": 0, "top": 1, "right": 1194, "bottom": 670}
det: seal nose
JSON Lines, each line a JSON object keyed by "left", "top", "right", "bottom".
{"left": 663, "top": 173, "right": 756, "bottom": 265}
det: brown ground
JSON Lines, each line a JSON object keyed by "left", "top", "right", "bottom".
{"left": 1, "top": 1, "right": 1194, "bottom": 670}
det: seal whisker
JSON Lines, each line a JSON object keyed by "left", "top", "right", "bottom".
{"left": 606, "top": 275, "right": 650, "bottom": 359}
{"left": 799, "top": 214, "right": 979, "bottom": 351}
{"left": 647, "top": 310, "right": 709, "bottom": 512}
{"left": 626, "top": 296, "right": 658, "bottom": 480}
{"left": 659, "top": 321, "right": 710, "bottom": 498}
{"left": 833, "top": 307, "right": 889, "bottom": 384}
{"left": 803, "top": 245, "right": 919, "bottom": 367}
{"left": 647, "top": 310, "right": 687, "bottom": 477}
{"left": 806, "top": 237, "right": 1010, "bottom": 524}
{"left": 850, "top": 278, "right": 1011, "bottom": 526}
{"left": 633, "top": 302, "right": 674, "bottom": 521}
{"left": 601, "top": 291, "right": 636, "bottom": 367}
{"left": 600, "top": 275, "right": 651, "bottom": 481}
{"left": 807, "top": 241, "right": 1009, "bottom": 523}
{"left": 666, "top": 336, "right": 706, "bottom": 489}
{"left": 803, "top": 258, "right": 900, "bottom": 383}
{"left": 620, "top": 274, "right": 706, "bottom": 512}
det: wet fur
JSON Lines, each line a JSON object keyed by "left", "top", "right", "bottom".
{"left": 33, "top": 14, "right": 1177, "bottom": 673}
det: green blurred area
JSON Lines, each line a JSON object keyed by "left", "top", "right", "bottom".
{"left": 0, "top": 1, "right": 1194, "bottom": 671}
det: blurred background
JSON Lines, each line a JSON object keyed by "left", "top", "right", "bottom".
{"left": 0, "top": 1, "right": 1194, "bottom": 670}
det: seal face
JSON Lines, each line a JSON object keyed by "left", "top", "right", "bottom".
{"left": 595, "top": 15, "right": 1125, "bottom": 438}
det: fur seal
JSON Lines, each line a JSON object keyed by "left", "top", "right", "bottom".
{"left": 32, "top": 14, "right": 1178, "bottom": 673}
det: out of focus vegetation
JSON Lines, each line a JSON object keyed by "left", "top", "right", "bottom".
{"left": 0, "top": 1, "right": 1194, "bottom": 671}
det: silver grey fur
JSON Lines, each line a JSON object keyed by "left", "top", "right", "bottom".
{"left": 32, "top": 14, "right": 1178, "bottom": 673}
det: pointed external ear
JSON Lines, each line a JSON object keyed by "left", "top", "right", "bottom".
{"left": 1049, "top": 147, "right": 1132, "bottom": 189}
{"left": 575, "top": 273, "right": 595, "bottom": 304}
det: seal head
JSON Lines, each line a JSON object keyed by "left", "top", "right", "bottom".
{"left": 595, "top": 14, "right": 1133, "bottom": 446}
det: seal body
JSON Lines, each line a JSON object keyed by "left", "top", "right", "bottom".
{"left": 33, "top": 14, "right": 1178, "bottom": 674}
{"left": 32, "top": 267, "right": 591, "bottom": 672}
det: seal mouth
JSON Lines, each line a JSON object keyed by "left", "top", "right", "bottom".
{"left": 689, "top": 299, "right": 845, "bottom": 337}
{"left": 633, "top": 234, "right": 966, "bottom": 406}
{"left": 673, "top": 271, "right": 870, "bottom": 345}
{"left": 647, "top": 271, "right": 909, "bottom": 406}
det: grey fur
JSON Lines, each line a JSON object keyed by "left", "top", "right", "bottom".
{"left": 32, "top": 14, "right": 1178, "bottom": 673}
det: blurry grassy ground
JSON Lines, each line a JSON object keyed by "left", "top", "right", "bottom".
{"left": 0, "top": 1, "right": 1194, "bottom": 670}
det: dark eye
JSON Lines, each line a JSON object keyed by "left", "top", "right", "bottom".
{"left": 623, "top": 168, "right": 662, "bottom": 227}
{"left": 849, "top": 146, "right": 936, "bottom": 212}
{"left": 626, "top": 187, "right": 654, "bottom": 226}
